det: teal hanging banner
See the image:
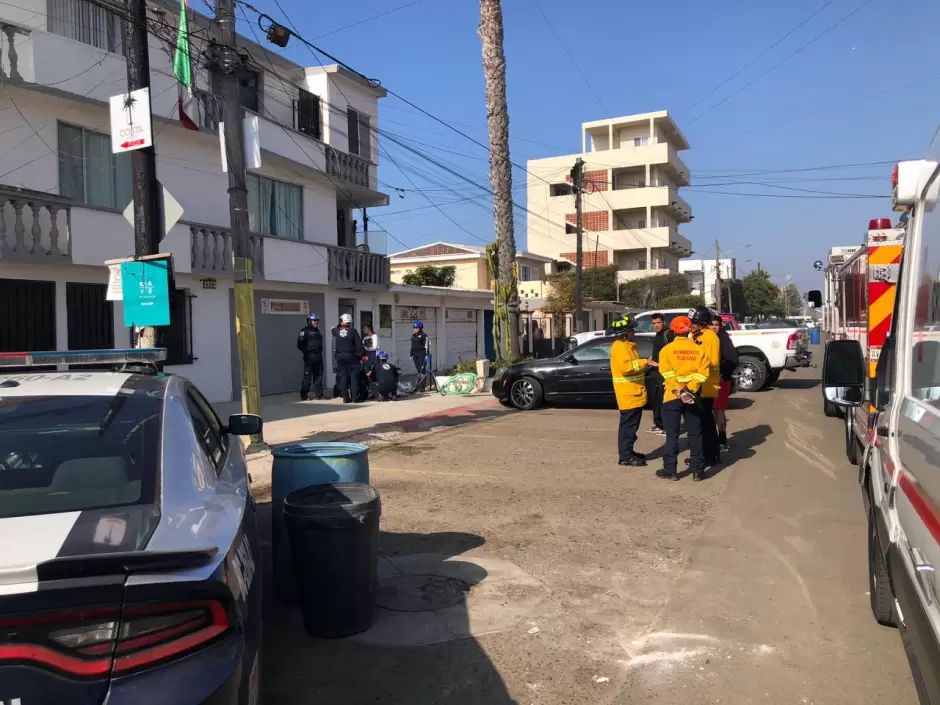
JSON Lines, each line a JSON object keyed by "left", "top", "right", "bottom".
{"left": 121, "top": 259, "right": 171, "bottom": 327}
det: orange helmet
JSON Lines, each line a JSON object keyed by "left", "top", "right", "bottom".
{"left": 670, "top": 316, "right": 692, "bottom": 335}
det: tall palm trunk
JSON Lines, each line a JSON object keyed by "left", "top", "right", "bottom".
{"left": 479, "top": 0, "right": 520, "bottom": 361}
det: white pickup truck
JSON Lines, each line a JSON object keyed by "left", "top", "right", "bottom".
{"left": 628, "top": 308, "right": 812, "bottom": 392}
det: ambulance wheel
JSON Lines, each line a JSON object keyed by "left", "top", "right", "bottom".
{"left": 868, "top": 505, "right": 896, "bottom": 627}
{"left": 845, "top": 416, "right": 859, "bottom": 466}
{"left": 823, "top": 394, "right": 840, "bottom": 418}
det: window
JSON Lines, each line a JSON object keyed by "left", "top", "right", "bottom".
{"left": 637, "top": 219, "right": 646, "bottom": 229}
{"left": 572, "top": 342, "right": 612, "bottom": 362}
{"left": 158, "top": 289, "right": 194, "bottom": 365}
{"left": 379, "top": 304, "right": 393, "bottom": 330}
{"left": 550, "top": 183, "right": 573, "bottom": 197}
{"left": 58, "top": 123, "right": 132, "bottom": 209}
{"left": 520, "top": 265, "right": 537, "bottom": 282}
{"left": 48, "top": 0, "right": 125, "bottom": 55}
{"left": 296, "top": 88, "right": 321, "bottom": 139}
{"left": 66, "top": 282, "right": 113, "bottom": 350}
{"left": 911, "top": 178, "right": 940, "bottom": 403}
{"left": 346, "top": 107, "right": 371, "bottom": 160}
{"left": 634, "top": 136, "right": 649, "bottom": 147}
{"left": 0, "top": 393, "right": 160, "bottom": 518}
{"left": 0, "top": 278, "right": 55, "bottom": 353}
{"left": 240, "top": 69, "right": 260, "bottom": 112}
{"left": 247, "top": 173, "right": 302, "bottom": 240}
{"left": 185, "top": 389, "right": 225, "bottom": 468}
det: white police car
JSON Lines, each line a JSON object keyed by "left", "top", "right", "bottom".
{"left": 0, "top": 349, "right": 263, "bottom": 705}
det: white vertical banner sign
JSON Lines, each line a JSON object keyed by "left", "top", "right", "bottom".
{"left": 220, "top": 116, "right": 262, "bottom": 172}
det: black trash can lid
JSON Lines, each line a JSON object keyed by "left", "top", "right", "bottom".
{"left": 284, "top": 482, "right": 380, "bottom": 519}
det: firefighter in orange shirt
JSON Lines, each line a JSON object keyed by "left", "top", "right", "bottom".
{"left": 658, "top": 315, "right": 711, "bottom": 481}
{"left": 608, "top": 314, "right": 648, "bottom": 467}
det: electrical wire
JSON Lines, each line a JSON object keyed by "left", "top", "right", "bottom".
{"left": 689, "top": 0, "right": 879, "bottom": 124}
{"left": 312, "top": 0, "right": 425, "bottom": 40}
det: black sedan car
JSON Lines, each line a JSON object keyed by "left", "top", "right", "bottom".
{"left": 492, "top": 335, "right": 655, "bottom": 410}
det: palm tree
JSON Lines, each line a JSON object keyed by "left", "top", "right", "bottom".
{"left": 479, "top": 0, "right": 520, "bottom": 360}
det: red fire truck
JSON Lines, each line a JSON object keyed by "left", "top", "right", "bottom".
{"left": 823, "top": 217, "right": 905, "bottom": 465}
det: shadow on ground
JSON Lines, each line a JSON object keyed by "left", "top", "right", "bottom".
{"left": 707, "top": 423, "right": 773, "bottom": 477}
{"left": 727, "top": 397, "right": 754, "bottom": 410}
{"left": 258, "top": 502, "right": 517, "bottom": 704}
{"left": 770, "top": 377, "right": 821, "bottom": 391}
{"left": 296, "top": 407, "right": 513, "bottom": 444}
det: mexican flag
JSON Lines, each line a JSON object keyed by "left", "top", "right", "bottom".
{"left": 173, "top": 0, "right": 198, "bottom": 130}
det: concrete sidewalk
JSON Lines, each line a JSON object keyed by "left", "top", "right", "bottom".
{"left": 216, "top": 390, "right": 502, "bottom": 447}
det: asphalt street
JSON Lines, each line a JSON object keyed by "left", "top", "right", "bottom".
{"left": 261, "top": 365, "right": 917, "bottom": 705}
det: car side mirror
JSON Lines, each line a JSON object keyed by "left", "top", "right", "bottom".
{"left": 227, "top": 413, "right": 263, "bottom": 436}
{"left": 807, "top": 290, "right": 822, "bottom": 308}
{"left": 564, "top": 354, "right": 577, "bottom": 364}
{"left": 822, "top": 339, "right": 865, "bottom": 407}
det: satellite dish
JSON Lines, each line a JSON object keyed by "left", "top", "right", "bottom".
{"left": 813, "top": 260, "right": 824, "bottom": 271}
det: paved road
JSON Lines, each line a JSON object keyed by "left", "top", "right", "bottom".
{"left": 262, "top": 367, "right": 918, "bottom": 705}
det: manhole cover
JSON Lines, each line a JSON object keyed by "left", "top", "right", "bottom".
{"left": 377, "top": 574, "right": 470, "bottom": 612}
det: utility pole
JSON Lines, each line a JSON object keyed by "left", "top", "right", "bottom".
{"left": 714, "top": 238, "right": 722, "bottom": 314}
{"left": 214, "top": 0, "right": 265, "bottom": 448}
{"left": 571, "top": 158, "right": 585, "bottom": 333}
{"left": 124, "top": 0, "right": 161, "bottom": 348}
{"left": 479, "top": 0, "right": 520, "bottom": 361}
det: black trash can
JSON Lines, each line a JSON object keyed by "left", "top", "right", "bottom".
{"left": 283, "top": 482, "right": 381, "bottom": 638}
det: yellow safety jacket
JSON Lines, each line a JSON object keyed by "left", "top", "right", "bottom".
{"left": 690, "top": 328, "right": 721, "bottom": 398}
{"left": 660, "top": 337, "right": 711, "bottom": 402}
{"left": 611, "top": 339, "right": 648, "bottom": 410}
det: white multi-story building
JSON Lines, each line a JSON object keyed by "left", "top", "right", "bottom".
{"left": 0, "top": 0, "right": 492, "bottom": 401}
{"left": 526, "top": 111, "right": 693, "bottom": 284}
{"left": 679, "top": 258, "right": 737, "bottom": 308}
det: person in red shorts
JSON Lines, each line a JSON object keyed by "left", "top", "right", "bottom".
{"left": 709, "top": 315, "right": 738, "bottom": 450}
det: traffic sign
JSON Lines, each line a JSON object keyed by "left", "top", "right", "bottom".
{"left": 109, "top": 88, "right": 153, "bottom": 154}
{"left": 123, "top": 183, "right": 184, "bottom": 242}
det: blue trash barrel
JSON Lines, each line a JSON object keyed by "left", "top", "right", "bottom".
{"left": 272, "top": 442, "right": 370, "bottom": 603}
{"left": 810, "top": 328, "right": 820, "bottom": 345}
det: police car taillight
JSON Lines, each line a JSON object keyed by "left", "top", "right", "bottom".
{"left": 0, "top": 348, "right": 167, "bottom": 368}
{"left": 0, "top": 599, "right": 229, "bottom": 676}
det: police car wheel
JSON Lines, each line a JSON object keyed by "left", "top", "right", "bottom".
{"left": 510, "top": 377, "right": 543, "bottom": 410}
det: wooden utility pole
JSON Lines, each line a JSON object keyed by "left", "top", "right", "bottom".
{"left": 214, "top": 0, "right": 265, "bottom": 448}
{"left": 714, "top": 239, "right": 722, "bottom": 314}
{"left": 479, "top": 0, "right": 520, "bottom": 361}
{"left": 571, "top": 158, "right": 585, "bottom": 332}
{"left": 124, "top": 0, "right": 161, "bottom": 348}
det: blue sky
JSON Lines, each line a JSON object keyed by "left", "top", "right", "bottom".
{"left": 255, "top": 0, "right": 940, "bottom": 291}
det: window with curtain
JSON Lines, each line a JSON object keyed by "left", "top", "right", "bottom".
{"left": 48, "top": 0, "right": 126, "bottom": 55}
{"left": 246, "top": 173, "right": 302, "bottom": 240}
{"left": 58, "top": 123, "right": 132, "bottom": 210}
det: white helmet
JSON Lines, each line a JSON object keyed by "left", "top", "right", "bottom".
{"left": 340, "top": 313, "right": 353, "bottom": 325}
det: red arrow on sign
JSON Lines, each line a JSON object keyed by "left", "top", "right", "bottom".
{"left": 120, "top": 139, "right": 146, "bottom": 149}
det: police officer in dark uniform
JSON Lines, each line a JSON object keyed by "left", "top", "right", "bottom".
{"left": 332, "top": 313, "right": 365, "bottom": 403}
{"left": 297, "top": 313, "right": 324, "bottom": 400}
{"left": 371, "top": 349, "right": 399, "bottom": 401}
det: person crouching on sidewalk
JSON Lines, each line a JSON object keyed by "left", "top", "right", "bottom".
{"left": 657, "top": 316, "right": 711, "bottom": 482}
{"left": 608, "top": 314, "right": 648, "bottom": 467}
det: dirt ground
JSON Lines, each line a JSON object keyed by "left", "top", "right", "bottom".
{"left": 258, "top": 367, "right": 918, "bottom": 705}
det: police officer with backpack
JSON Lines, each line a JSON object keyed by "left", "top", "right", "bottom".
{"left": 297, "top": 313, "right": 324, "bottom": 400}
{"left": 331, "top": 313, "right": 365, "bottom": 403}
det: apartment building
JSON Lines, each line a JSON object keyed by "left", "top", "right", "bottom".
{"left": 526, "top": 111, "right": 693, "bottom": 283}
{"left": 679, "top": 258, "right": 736, "bottom": 308}
{"left": 0, "top": 0, "right": 489, "bottom": 400}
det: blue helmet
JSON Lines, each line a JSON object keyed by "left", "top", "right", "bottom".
{"left": 413, "top": 320, "right": 423, "bottom": 329}
{"left": 377, "top": 349, "right": 389, "bottom": 361}
{"left": 307, "top": 313, "right": 319, "bottom": 321}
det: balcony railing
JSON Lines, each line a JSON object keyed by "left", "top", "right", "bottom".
{"left": 0, "top": 186, "right": 71, "bottom": 261}
{"left": 0, "top": 23, "right": 29, "bottom": 83}
{"left": 325, "top": 146, "right": 370, "bottom": 189}
{"left": 328, "top": 245, "right": 389, "bottom": 288}
{"left": 189, "top": 224, "right": 264, "bottom": 278}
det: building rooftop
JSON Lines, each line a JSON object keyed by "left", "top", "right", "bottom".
{"left": 389, "top": 242, "right": 555, "bottom": 263}
{"left": 582, "top": 110, "right": 689, "bottom": 151}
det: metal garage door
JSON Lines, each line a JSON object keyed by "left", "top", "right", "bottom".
{"left": 445, "top": 308, "right": 477, "bottom": 369}
{"left": 394, "top": 306, "right": 436, "bottom": 371}
{"left": 230, "top": 290, "right": 325, "bottom": 397}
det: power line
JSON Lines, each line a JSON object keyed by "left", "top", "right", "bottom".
{"left": 686, "top": 0, "right": 834, "bottom": 111}
{"left": 689, "top": 0, "right": 878, "bottom": 124}
{"left": 312, "top": 0, "right": 426, "bottom": 40}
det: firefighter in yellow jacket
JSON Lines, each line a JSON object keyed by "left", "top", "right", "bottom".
{"left": 658, "top": 316, "right": 712, "bottom": 481}
{"left": 609, "top": 314, "right": 648, "bottom": 467}
{"left": 688, "top": 306, "right": 722, "bottom": 466}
